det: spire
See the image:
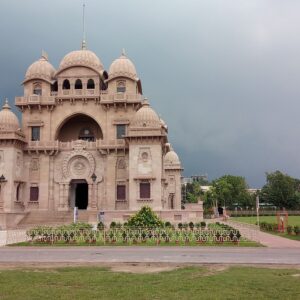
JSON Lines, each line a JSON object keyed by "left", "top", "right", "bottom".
{"left": 3, "top": 98, "right": 11, "bottom": 110}
{"left": 121, "top": 48, "right": 126, "bottom": 56}
{"left": 81, "top": 3, "right": 87, "bottom": 50}
{"left": 41, "top": 50, "right": 49, "bottom": 61}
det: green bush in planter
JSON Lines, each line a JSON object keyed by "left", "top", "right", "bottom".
{"left": 294, "top": 225, "right": 300, "bottom": 235}
{"left": 178, "top": 223, "right": 183, "bottom": 230}
{"left": 189, "top": 222, "right": 194, "bottom": 230}
{"left": 200, "top": 221, "right": 206, "bottom": 228}
{"left": 97, "top": 222, "right": 105, "bottom": 230}
{"left": 110, "top": 221, "right": 117, "bottom": 229}
{"left": 127, "top": 206, "right": 164, "bottom": 228}
{"left": 164, "top": 221, "right": 172, "bottom": 228}
{"left": 287, "top": 225, "right": 293, "bottom": 235}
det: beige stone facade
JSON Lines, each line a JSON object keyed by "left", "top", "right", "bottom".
{"left": 0, "top": 48, "right": 203, "bottom": 228}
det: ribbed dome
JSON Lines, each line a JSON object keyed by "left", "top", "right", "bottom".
{"left": 109, "top": 52, "right": 138, "bottom": 81}
{"left": 0, "top": 100, "right": 20, "bottom": 131}
{"left": 24, "top": 56, "right": 55, "bottom": 84}
{"left": 130, "top": 100, "right": 161, "bottom": 128}
{"left": 57, "top": 49, "right": 104, "bottom": 74}
{"left": 164, "top": 149, "right": 181, "bottom": 169}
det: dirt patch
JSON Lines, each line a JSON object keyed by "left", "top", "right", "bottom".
{"left": 0, "top": 262, "right": 299, "bottom": 273}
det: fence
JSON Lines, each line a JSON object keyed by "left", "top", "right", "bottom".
{"left": 227, "top": 210, "right": 300, "bottom": 217}
{"left": 23, "top": 227, "right": 252, "bottom": 245}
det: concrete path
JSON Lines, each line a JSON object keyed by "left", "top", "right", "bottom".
{"left": 218, "top": 219, "right": 300, "bottom": 248}
{"left": 0, "top": 247, "right": 300, "bottom": 265}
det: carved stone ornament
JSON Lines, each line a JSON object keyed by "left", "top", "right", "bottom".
{"left": 62, "top": 150, "right": 95, "bottom": 180}
{"left": 30, "top": 158, "right": 39, "bottom": 171}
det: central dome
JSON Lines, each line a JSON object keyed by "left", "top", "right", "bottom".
{"left": 57, "top": 49, "right": 104, "bottom": 74}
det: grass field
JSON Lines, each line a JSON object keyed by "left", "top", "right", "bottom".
{"left": 0, "top": 266, "right": 299, "bottom": 300}
{"left": 232, "top": 215, "right": 300, "bottom": 226}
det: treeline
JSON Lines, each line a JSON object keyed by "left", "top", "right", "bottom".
{"left": 182, "top": 171, "right": 300, "bottom": 210}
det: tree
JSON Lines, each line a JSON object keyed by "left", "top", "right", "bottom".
{"left": 182, "top": 181, "right": 204, "bottom": 204}
{"left": 260, "top": 171, "right": 300, "bottom": 209}
{"left": 206, "top": 175, "right": 253, "bottom": 209}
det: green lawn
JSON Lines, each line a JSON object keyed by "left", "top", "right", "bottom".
{"left": 232, "top": 215, "right": 300, "bottom": 226}
{"left": 0, "top": 266, "right": 299, "bottom": 300}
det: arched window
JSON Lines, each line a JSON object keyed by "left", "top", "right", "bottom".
{"left": 63, "top": 79, "right": 70, "bottom": 90}
{"left": 78, "top": 128, "right": 95, "bottom": 141}
{"left": 75, "top": 79, "right": 83, "bottom": 89}
{"left": 33, "top": 83, "right": 42, "bottom": 95}
{"left": 87, "top": 79, "right": 95, "bottom": 89}
{"left": 16, "top": 183, "right": 21, "bottom": 201}
{"left": 117, "top": 80, "right": 126, "bottom": 93}
{"left": 51, "top": 81, "right": 58, "bottom": 92}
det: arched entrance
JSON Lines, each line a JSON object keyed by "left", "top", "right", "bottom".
{"left": 56, "top": 113, "right": 103, "bottom": 142}
{"left": 70, "top": 179, "right": 88, "bottom": 209}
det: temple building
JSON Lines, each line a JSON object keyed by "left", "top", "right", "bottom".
{"left": 0, "top": 46, "right": 203, "bottom": 228}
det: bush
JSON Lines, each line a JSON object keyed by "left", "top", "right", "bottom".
{"left": 287, "top": 225, "right": 293, "bottom": 235}
{"left": 97, "top": 222, "right": 105, "bottom": 230}
{"left": 164, "top": 221, "right": 172, "bottom": 228}
{"left": 110, "top": 221, "right": 117, "bottom": 229}
{"left": 294, "top": 226, "right": 300, "bottom": 235}
{"left": 178, "top": 223, "right": 183, "bottom": 229}
{"left": 127, "top": 206, "right": 164, "bottom": 228}
{"left": 200, "top": 221, "right": 206, "bottom": 228}
{"left": 189, "top": 222, "right": 194, "bottom": 230}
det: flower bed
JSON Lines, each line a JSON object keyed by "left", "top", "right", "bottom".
{"left": 25, "top": 223, "right": 245, "bottom": 246}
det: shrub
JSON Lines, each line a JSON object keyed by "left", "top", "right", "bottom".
{"left": 200, "top": 221, "right": 206, "bottom": 228}
{"left": 97, "top": 222, "right": 105, "bottom": 230}
{"left": 189, "top": 222, "right": 194, "bottom": 230}
{"left": 294, "top": 226, "right": 300, "bottom": 235}
{"left": 127, "top": 206, "right": 164, "bottom": 228}
{"left": 110, "top": 221, "right": 117, "bottom": 229}
{"left": 164, "top": 221, "right": 172, "bottom": 228}
{"left": 178, "top": 223, "right": 183, "bottom": 229}
{"left": 287, "top": 225, "right": 293, "bottom": 235}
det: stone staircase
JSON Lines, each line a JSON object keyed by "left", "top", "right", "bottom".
{"left": 16, "top": 210, "right": 98, "bottom": 228}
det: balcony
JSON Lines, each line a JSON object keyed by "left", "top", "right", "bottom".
{"left": 15, "top": 95, "right": 56, "bottom": 106}
{"left": 25, "top": 139, "right": 127, "bottom": 153}
{"left": 100, "top": 93, "right": 144, "bottom": 104}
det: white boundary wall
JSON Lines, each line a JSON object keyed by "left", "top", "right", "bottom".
{"left": 0, "top": 230, "right": 27, "bottom": 246}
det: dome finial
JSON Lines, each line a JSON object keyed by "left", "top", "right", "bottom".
{"left": 122, "top": 48, "right": 126, "bottom": 56}
{"left": 41, "top": 50, "right": 49, "bottom": 61}
{"left": 81, "top": 3, "right": 87, "bottom": 50}
{"left": 3, "top": 98, "right": 10, "bottom": 110}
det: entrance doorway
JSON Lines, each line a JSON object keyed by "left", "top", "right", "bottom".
{"left": 70, "top": 180, "right": 88, "bottom": 209}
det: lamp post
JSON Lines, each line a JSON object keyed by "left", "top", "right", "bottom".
{"left": 91, "top": 173, "right": 97, "bottom": 210}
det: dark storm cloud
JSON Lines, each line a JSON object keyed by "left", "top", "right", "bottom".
{"left": 1, "top": 0, "right": 300, "bottom": 187}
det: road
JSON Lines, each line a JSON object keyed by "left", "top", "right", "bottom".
{"left": 0, "top": 246, "right": 299, "bottom": 265}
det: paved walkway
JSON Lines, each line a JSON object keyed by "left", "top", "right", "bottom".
{"left": 0, "top": 247, "right": 299, "bottom": 265}
{"left": 222, "top": 219, "right": 300, "bottom": 248}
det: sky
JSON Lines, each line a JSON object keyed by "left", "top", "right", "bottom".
{"left": 1, "top": 0, "right": 300, "bottom": 188}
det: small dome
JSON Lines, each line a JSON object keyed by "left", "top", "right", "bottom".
{"left": 109, "top": 51, "right": 138, "bottom": 81}
{"left": 24, "top": 55, "right": 55, "bottom": 84}
{"left": 57, "top": 49, "right": 104, "bottom": 74}
{"left": 130, "top": 100, "right": 161, "bottom": 128}
{"left": 160, "top": 118, "right": 168, "bottom": 131}
{"left": 164, "top": 148, "right": 182, "bottom": 169}
{"left": 0, "top": 100, "right": 20, "bottom": 131}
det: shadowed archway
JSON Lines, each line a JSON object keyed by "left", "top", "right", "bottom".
{"left": 56, "top": 114, "right": 103, "bottom": 142}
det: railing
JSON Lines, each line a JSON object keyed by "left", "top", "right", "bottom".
{"left": 228, "top": 210, "right": 300, "bottom": 217}
{"left": 24, "top": 228, "right": 249, "bottom": 245}
{"left": 25, "top": 139, "right": 126, "bottom": 151}
{"left": 101, "top": 93, "right": 144, "bottom": 102}
{"left": 15, "top": 95, "right": 56, "bottom": 105}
